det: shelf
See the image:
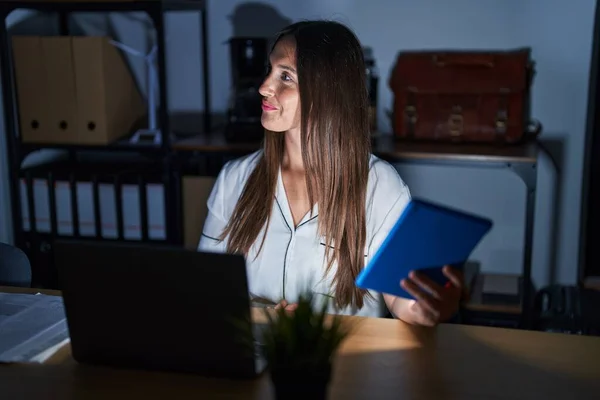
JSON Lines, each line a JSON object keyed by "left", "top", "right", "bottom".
{"left": 18, "top": 130, "right": 216, "bottom": 158}
{"left": 20, "top": 152, "right": 168, "bottom": 176}
{"left": 372, "top": 135, "right": 539, "bottom": 165}
{"left": 173, "top": 131, "right": 262, "bottom": 153}
{"left": 0, "top": 0, "right": 206, "bottom": 13}
{"left": 465, "top": 273, "right": 523, "bottom": 315}
{"left": 19, "top": 139, "right": 168, "bottom": 157}
{"left": 173, "top": 130, "right": 541, "bottom": 165}
{"left": 0, "top": 0, "right": 207, "bottom": 286}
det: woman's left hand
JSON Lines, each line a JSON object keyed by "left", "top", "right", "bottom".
{"left": 274, "top": 299, "right": 298, "bottom": 311}
{"left": 399, "top": 265, "right": 464, "bottom": 327}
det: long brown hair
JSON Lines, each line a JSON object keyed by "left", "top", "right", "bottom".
{"left": 220, "top": 21, "right": 371, "bottom": 309}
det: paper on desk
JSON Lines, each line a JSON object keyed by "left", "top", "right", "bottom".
{"left": 0, "top": 293, "right": 70, "bottom": 363}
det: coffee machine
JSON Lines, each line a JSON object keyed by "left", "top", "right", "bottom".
{"left": 225, "top": 37, "right": 268, "bottom": 142}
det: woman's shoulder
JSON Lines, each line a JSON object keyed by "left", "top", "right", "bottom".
{"left": 216, "top": 150, "right": 263, "bottom": 186}
{"left": 209, "top": 150, "right": 262, "bottom": 207}
{"left": 365, "top": 153, "right": 411, "bottom": 229}
{"left": 367, "top": 154, "right": 411, "bottom": 201}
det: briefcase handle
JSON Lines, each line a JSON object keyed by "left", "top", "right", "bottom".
{"left": 527, "top": 119, "right": 543, "bottom": 137}
{"left": 432, "top": 54, "right": 495, "bottom": 68}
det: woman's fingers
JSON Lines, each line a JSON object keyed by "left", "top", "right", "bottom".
{"left": 274, "top": 300, "right": 288, "bottom": 309}
{"left": 400, "top": 278, "right": 439, "bottom": 316}
{"left": 442, "top": 266, "right": 464, "bottom": 289}
{"left": 274, "top": 300, "right": 298, "bottom": 312}
{"left": 408, "top": 271, "right": 444, "bottom": 300}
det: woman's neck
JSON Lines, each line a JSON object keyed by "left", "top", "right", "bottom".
{"left": 282, "top": 128, "right": 304, "bottom": 173}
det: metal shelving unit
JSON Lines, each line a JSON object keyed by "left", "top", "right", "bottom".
{"left": 0, "top": 0, "right": 210, "bottom": 288}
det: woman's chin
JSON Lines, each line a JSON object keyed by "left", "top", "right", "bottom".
{"left": 261, "top": 121, "right": 287, "bottom": 133}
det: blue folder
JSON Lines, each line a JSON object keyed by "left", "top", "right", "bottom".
{"left": 356, "top": 198, "right": 493, "bottom": 300}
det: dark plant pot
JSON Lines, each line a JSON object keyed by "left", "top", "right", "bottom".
{"left": 270, "top": 364, "right": 332, "bottom": 400}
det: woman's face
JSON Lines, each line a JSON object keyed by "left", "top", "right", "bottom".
{"left": 258, "top": 37, "right": 300, "bottom": 133}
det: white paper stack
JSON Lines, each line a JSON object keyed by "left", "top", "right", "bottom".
{"left": 0, "top": 293, "right": 70, "bottom": 363}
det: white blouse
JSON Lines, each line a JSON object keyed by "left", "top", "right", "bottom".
{"left": 198, "top": 150, "right": 411, "bottom": 318}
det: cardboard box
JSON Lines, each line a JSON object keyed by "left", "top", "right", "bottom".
{"left": 12, "top": 35, "right": 145, "bottom": 145}
{"left": 182, "top": 176, "right": 216, "bottom": 249}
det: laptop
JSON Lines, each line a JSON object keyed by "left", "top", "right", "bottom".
{"left": 52, "top": 239, "right": 267, "bottom": 379}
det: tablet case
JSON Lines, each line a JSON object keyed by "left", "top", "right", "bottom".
{"left": 356, "top": 198, "right": 492, "bottom": 300}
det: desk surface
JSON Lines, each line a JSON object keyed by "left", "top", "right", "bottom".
{"left": 173, "top": 132, "right": 539, "bottom": 164}
{"left": 1, "top": 287, "right": 598, "bottom": 399}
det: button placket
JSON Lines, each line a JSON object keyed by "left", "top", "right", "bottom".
{"left": 283, "top": 231, "right": 296, "bottom": 300}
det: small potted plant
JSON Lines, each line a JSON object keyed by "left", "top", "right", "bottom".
{"left": 260, "top": 293, "right": 352, "bottom": 400}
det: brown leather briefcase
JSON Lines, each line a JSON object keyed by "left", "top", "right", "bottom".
{"left": 389, "top": 48, "right": 541, "bottom": 144}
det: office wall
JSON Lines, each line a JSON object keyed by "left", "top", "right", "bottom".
{"left": 521, "top": 0, "right": 596, "bottom": 284}
{"left": 160, "top": 0, "right": 597, "bottom": 286}
{"left": 0, "top": 0, "right": 596, "bottom": 287}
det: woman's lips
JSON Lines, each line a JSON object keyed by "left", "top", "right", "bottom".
{"left": 262, "top": 101, "right": 277, "bottom": 111}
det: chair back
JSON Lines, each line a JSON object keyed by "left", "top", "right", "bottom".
{"left": 0, "top": 242, "right": 32, "bottom": 287}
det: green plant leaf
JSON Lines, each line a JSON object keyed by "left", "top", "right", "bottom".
{"left": 255, "top": 291, "right": 351, "bottom": 370}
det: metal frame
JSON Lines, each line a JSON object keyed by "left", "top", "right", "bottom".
{"left": 373, "top": 152, "right": 539, "bottom": 329}
{"left": 509, "top": 161, "right": 537, "bottom": 328}
{"left": 0, "top": 1, "right": 209, "bottom": 287}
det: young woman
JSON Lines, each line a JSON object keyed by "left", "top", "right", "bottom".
{"left": 199, "top": 20, "right": 463, "bottom": 326}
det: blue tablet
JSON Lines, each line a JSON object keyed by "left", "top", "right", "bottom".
{"left": 356, "top": 198, "right": 492, "bottom": 300}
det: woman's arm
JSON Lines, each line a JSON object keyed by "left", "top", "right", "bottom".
{"left": 197, "top": 214, "right": 227, "bottom": 253}
{"left": 367, "top": 162, "right": 464, "bottom": 326}
{"left": 197, "top": 162, "right": 232, "bottom": 253}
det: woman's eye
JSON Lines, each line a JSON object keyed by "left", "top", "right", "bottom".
{"left": 280, "top": 72, "right": 291, "bottom": 82}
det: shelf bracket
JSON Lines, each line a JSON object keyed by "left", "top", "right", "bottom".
{"left": 508, "top": 162, "right": 537, "bottom": 192}
{"left": 507, "top": 160, "right": 537, "bottom": 329}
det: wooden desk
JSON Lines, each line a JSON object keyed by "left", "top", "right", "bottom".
{"left": 1, "top": 287, "right": 599, "bottom": 399}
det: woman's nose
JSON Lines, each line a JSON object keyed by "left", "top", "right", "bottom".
{"left": 258, "top": 77, "right": 274, "bottom": 98}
